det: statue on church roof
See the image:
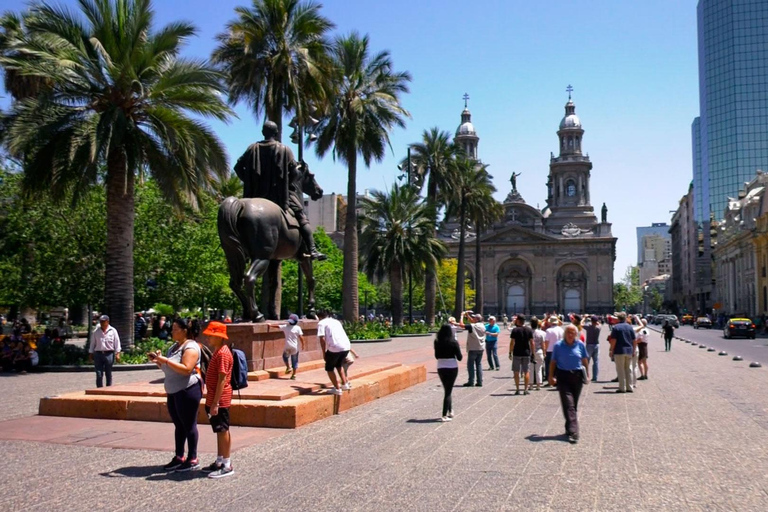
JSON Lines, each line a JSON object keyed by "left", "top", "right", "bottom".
{"left": 601, "top": 202, "right": 608, "bottom": 223}
{"left": 510, "top": 171, "right": 521, "bottom": 192}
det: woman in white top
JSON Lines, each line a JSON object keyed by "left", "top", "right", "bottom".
{"left": 530, "top": 317, "right": 547, "bottom": 391}
{"left": 636, "top": 318, "right": 649, "bottom": 380}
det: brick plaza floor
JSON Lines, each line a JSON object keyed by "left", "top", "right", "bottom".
{"left": 1, "top": 327, "right": 767, "bottom": 511}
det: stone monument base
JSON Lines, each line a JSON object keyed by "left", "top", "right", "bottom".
{"left": 225, "top": 320, "right": 322, "bottom": 372}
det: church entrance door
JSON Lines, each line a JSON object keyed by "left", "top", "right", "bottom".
{"left": 507, "top": 285, "right": 526, "bottom": 314}
{"left": 564, "top": 289, "right": 581, "bottom": 313}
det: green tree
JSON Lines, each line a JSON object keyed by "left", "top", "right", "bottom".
{"left": 613, "top": 266, "right": 642, "bottom": 311}
{"left": 359, "top": 185, "right": 445, "bottom": 326}
{"left": 313, "top": 32, "right": 411, "bottom": 322}
{"left": 649, "top": 288, "right": 664, "bottom": 312}
{"left": 212, "top": 0, "right": 334, "bottom": 140}
{"left": 468, "top": 178, "right": 503, "bottom": 314}
{"left": 442, "top": 157, "right": 493, "bottom": 318}
{"left": 404, "top": 127, "right": 459, "bottom": 325}
{"left": 0, "top": 0, "right": 232, "bottom": 343}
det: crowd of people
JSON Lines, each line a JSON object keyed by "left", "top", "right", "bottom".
{"left": 434, "top": 311, "right": 656, "bottom": 443}
{"left": 0, "top": 319, "right": 41, "bottom": 374}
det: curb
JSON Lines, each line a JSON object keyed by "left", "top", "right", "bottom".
{"left": 390, "top": 333, "right": 433, "bottom": 339}
{"left": 350, "top": 338, "right": 392, "bottom": 344}
{"left": 36, "top": 363, "right": 158, "bottom": 373}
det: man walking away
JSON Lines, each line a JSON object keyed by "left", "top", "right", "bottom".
{"left": 548, "top": 324, "right": 589, "bottom": 444}
{"left": 662, "top": 320, "right": 674, "bottom": 351}
{"left": 509, "top": 315, "right": 534, "bottom": 395}
{"left": 608, "top": 313, "right": 636, "bottom": 393}
{"left": 89, "top": 315, "right": 121, "bottom": 388}
{"left": 317, "top": 310, "right": 351, "bottom": 395}
{"left": 543, "top": 316, "right": 564, "bottom": 385}
{"left": 584, "top": 316, "right": 601, "bottom": 382}
{"left": 462, "top": 312, "right": 486, "bottom": 387}
{"left": 485, "top": 316, "right": 501, "bottom": 371}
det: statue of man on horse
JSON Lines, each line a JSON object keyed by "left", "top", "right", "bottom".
{"left": 234, "top": 120, "right": 326, "bottom": 261}
{"left": 219, "top": 120, "right": 326, "bottom": 322}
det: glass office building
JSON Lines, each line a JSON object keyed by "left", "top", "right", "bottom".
{"left": 694, "top": 0, "right": 768, "bottom": 222}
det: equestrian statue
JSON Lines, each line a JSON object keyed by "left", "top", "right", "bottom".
{"left": 218, "top": 120, "right": 326, "bottom": 322}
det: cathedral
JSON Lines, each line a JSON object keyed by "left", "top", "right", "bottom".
{"left": 441, "top": 93, "right": 616, "bottom": 315}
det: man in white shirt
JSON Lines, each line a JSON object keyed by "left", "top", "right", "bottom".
{"left": 543, "top": 316, "right": 563, "bottom": 386}
{"left": 89, "top": 314, "right": 121, "bottom": 387}
{"left": 316, "top": 310, "right": 351, "bottom": 395}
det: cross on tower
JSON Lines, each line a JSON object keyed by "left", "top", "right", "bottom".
{"left": 463, "top": 92, "right": 470, "bottom": 108}
{"left": 566, "top": 84, "right": 573, "bottom": 100}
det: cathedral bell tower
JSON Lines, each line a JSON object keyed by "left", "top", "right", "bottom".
{"left": 546, "top": 86, "right": 596, "bottom": 227}
{"left": 455, "top": 93, "right": 479, "bottom": 159}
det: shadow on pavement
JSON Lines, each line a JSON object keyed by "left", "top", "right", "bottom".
{"left": 100, "top": 465, "right": 206, "bottom": 481}
{"left": 525, "top": 434, "right": 569, "bottom": 443}
{"left": 406, "top": 418, "right": 443, "bottom": 424}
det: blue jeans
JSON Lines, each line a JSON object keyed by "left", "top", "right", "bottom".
{"left": 94, "top": 351, "right": 115, "bottom": 388}
{"left": 467, "top": 350, "right": 484, "bottom": 385}
{"left": 282, "top": 351, "right": 299, "bottom": 370}
{"left": 485, "top": 339, "right": 500, "bottom": 369}
{"left": 586, "top": 344, "right": 599, "bottom": 381}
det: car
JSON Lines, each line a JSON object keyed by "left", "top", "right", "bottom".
{"left": 681, "top": 314, "right": 694, "bottom": 325}
{"left": 694, "top": 317, "right": 712, "bottom": 329}
{"left": 656, "top": 314, "right": 680, "bottom": 328}
{"left": 723, "top": 318, "right": 756, "bottom": 339}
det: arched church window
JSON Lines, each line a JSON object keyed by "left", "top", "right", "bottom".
{"left": 568, "top": 137, "right": 574, "bottom": 148}
{"left": 566, "top": 180, "right": 576, "bottom": 197}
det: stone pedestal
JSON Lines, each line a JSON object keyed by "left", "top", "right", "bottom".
{"left": 224, "top": 320, "right": 322, "bottom": 371}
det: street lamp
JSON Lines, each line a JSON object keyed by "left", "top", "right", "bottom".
{"left": 398, "top": 147, "right": 415, "bottom": 323}
{"left": 289, "top": 104, "right": 319, "bottom": 317}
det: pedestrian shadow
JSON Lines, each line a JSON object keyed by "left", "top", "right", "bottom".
{"left": 491, "top": 376, "right": 513, "bottom": 379}
{"left": 592, "top": 390, "right": 622, "bottom": 394}
{"left": 100, "top": 465, "right": 206, "bottom": 481}
{"left": 406, "top": 418, "right": 443, "bottom": 424}
{"left": 525, "top": 433, "right": 569, "bottom": 443}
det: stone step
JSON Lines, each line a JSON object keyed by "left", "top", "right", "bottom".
{"left": 40, "top": 363, "right": 426, "bottom": 428}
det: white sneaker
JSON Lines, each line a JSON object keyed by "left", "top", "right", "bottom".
{"left": 447, "top": 411, "right": 454, "bottom": 418}
{"left": 330, "top": 387, "right": 343, "bottom": 395}
{"left": 440, "top": 416, "right": 452, "bottom": 422}
{"left": 341, "top": 383, "right": 352, "bottom": 391}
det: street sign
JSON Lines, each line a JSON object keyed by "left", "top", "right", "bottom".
{"left": 713, "top": 302, "right": 722, "bottom": 309}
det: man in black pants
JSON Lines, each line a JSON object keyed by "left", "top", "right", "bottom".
{"left": 548, "top": 324, "right": 589, "bottom": 444}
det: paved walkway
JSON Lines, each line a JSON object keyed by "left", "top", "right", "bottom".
{"left": 2, "top": 328, "right": 768, "bottom": 511}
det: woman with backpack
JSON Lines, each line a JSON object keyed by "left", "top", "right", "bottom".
{"left": 149, "top": 317, "right": 202, "bottom": 472}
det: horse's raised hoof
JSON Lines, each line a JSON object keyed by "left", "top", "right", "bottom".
{"left": 253, "top": 313, "right": 265, "bottom": 323}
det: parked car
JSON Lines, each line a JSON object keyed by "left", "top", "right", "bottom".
{"left": 681, "top": 314, "right": 694, "bottom": 325}
{"left": 694, "top": 317, "right": 712, "bottom": 329}
{"left": 723, "top": 318, "right": 756, "bottom": 339}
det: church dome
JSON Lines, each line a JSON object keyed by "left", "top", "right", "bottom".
{"left": 559, "top": 100, "right": 581, "bottom": 130}
{"left": 456, "top": 108, "right": 476, "bottom": 136}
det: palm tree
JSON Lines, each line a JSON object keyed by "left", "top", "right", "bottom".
{"left": 0, "top": 12, "right": 51, "bottom": 101}
{"left": 360, "top": 185, "right": 445, "bottom": 326}
{"left": 442, "top": 157, "right": 494, "bottom": 319}
{"left": 314, "top": 32, "right": 411, "bottom": 322}
{"left": 468, "top": 185, "right": 504, "bottom": 314}
{"left": 0, "top": 0, "right": 232, "bottom": 343}
{"left": 403, "top": 128, "right": 459, "bottom": 325}
{"left": 212, "top": 0, "right": 334, "bottom": 140}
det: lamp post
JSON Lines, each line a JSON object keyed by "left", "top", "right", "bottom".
{"left": 398, "top": 147, "right": 414, "bottom": 323}
{"left": 289, "top": 105, "right": 319, "bottom": 317}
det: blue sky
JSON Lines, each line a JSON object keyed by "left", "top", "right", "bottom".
{"left": 2, "top": 0, "right": 700, "bottom": 281}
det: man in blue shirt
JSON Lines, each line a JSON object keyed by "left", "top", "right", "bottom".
{"left": 608, "top": 312, "right": 637, "bottom": 393}
{"left": 548, "top": 324, "right": 589, "bottom": 443}
{"left": 484, "top": 316, "right": 501, "bottom": 371}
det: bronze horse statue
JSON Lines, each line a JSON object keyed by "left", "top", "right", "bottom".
{"left": 218, "top": 165, "right": 323, "bottom": 322}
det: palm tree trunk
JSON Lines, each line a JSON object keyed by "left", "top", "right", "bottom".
{"left": 475, "top": 226, "right": 483, "bottom": 314}
{"left": 342, "top": 152, "right": 359, "bottom": 322}
{"left": 390, "top": 262, "right": 403, "bottom": 326}
{"left": 105, "top": 149, "right": 135, "bottom": 347}
{"left": 424, "top": 174, "right": 438, "bottom": 325}
{"left": 454, "top": 199, "right": 466, "bottom": 319}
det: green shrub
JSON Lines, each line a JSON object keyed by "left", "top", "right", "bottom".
{"left": 119, "top": 337, "right": 173, "bottom": 364}
{"left": 37, "top": 343, "right": 88, "bottom": 366}
{"left": 390, "top": 323, "right": 430, "bottom": 335}
{"left": 343, "top": 321, "right": 390, "bottom": 340}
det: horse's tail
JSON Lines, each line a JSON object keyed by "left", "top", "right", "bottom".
{"left": 218, "top": 197, "right": 247, "bottom": 279}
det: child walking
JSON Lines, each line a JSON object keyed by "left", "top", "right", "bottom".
{"left": 279, "top": 314, "right": 304, "bottom": 380}
{"left": 201, "top": 321, "right": 234, "bottom": 479}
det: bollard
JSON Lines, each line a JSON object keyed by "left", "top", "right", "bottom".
{"left": 699, "top": 345, "right": 707, "bottom": 349}
{"left": 719, "top": 351, "right": 728, "bottom": 356}
{"left": 733, "top": 355, "right": 743, "bottom": 361}
{"left": 750, "top": 362, "right": 762, "bottom": 368}
{"left": 707, "top": 347, "right": 716, "bottom": 352}
{"left": 691, "top": 342, "right": 698, "bottom": 346}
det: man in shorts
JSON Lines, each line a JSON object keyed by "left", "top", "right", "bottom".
{"left": 317, "top": 310, "right": 351, "bottom": 395}
{"left": 509, "top": 315, "right": 534, "bottom": 395}
{"left": 201, "top": 321, "right": 235, "bottom": 478}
